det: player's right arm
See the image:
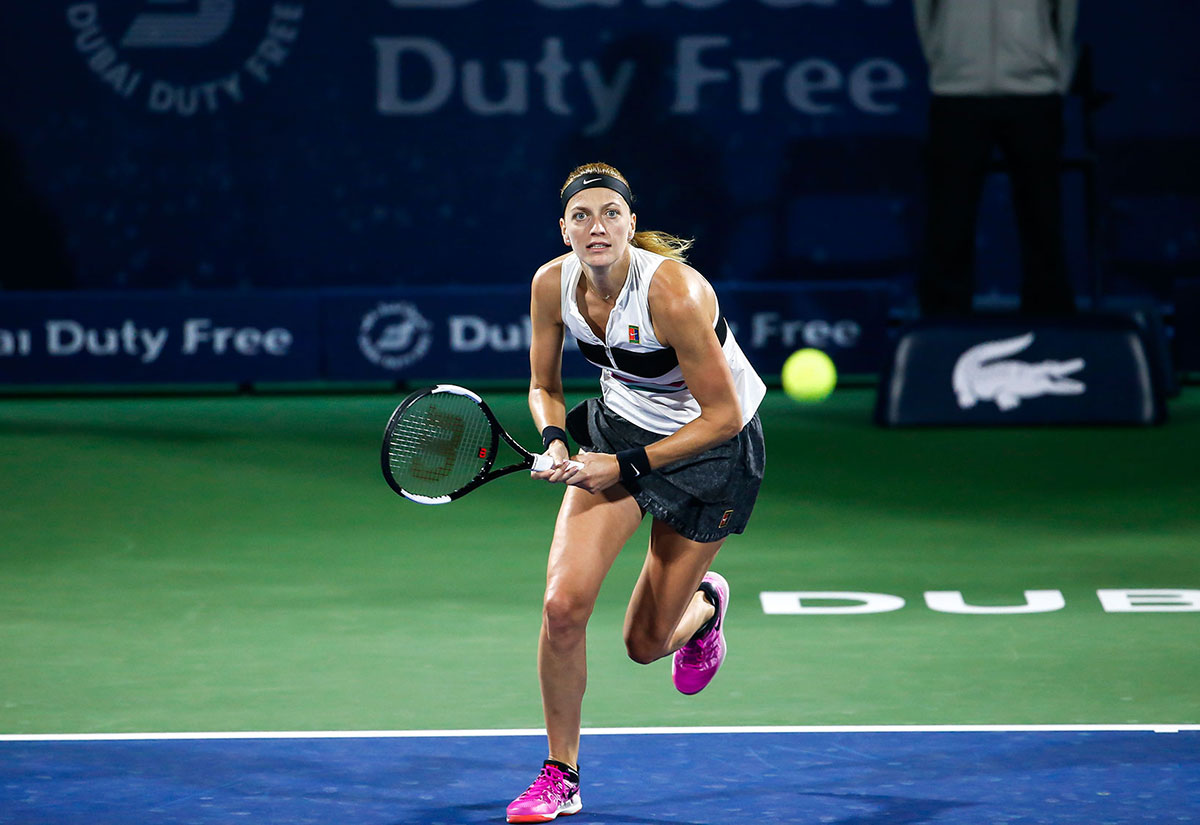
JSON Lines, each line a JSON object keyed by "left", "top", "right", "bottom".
{"left": 529, "top": 257, "right": 573, "bottom": 472}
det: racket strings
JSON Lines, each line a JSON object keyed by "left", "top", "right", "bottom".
{"left": 386, "top": 394, "right": 493, "bottom": 496}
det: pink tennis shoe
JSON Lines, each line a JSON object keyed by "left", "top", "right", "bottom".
{"left": 671, "top": 572, "right": 729, "bottom": 695}
{"left": 507, "top": 760, "right": 582, "bottom": 823}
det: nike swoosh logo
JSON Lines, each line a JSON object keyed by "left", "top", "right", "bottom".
{"left": 582, "top": 177, "right": 602, "bottom": 185}
{"left": 630, "top": 465, "right": 641, "bottom": 477}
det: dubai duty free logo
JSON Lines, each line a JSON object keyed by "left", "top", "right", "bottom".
{"left": 358, "top": 302, "right": 433, "bottom": 372}
{"left": 66, "top": 1, "right": 304, "bottom": 115}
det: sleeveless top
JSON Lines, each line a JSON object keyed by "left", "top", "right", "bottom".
{"left": 559, "top": 246, "right": 766, "bottom": 435}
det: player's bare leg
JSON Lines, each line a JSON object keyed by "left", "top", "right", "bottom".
{"left": 622, "top": 522, "right": 723, "bottom": 664}
{"left": 538, "top": 484, "right": 642, "bottom": 767}
{"left": 509, "top": 485, "right": 642, "bottom": 822}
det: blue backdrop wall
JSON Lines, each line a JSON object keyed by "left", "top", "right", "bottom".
{"left": 0, "top": 1, "right": 1197, "bottom": 382}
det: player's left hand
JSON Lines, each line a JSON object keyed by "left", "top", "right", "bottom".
{"left": 531, "top": 444, "right": 583, "bottom": 484}
{"left": 563, "top": 451, "right": 621, "bottom": 493}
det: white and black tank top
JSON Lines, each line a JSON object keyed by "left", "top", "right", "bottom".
{"left": 560, "top": 246, "right": 766, "bottom": 435}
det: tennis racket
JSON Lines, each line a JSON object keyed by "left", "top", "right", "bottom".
{"left": 381, "top": 384, "right": 580, "bottom": 504}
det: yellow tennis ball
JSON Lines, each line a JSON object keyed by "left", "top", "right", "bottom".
{"left": 781, "top": 348, "right": 837, "bottom": 403}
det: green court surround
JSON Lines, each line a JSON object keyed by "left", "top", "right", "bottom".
{"left": 2, "top": 388, "right": 1197, "bottom": 734}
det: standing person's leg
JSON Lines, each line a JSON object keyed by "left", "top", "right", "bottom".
{"left": 508, "top": 484, "right": 642, "bottom": 824}
{"left": 1000, "top": 94, "right": 1075, "bottom": 315}
{"left": 540, "top": 484, "right": 644, "bottom": 768}
{"left": 919, "top": 95, "right": 995, "bottom": 317}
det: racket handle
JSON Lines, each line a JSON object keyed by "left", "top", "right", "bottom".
{"left": 531, "top": 454, "right": 584, "bottom": 474}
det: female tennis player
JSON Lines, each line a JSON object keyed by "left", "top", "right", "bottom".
{"left": 507, "top": 163, "right": 766, "bottom": 823}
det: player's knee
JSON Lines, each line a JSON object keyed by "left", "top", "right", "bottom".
{"left": 623, "top": 629, "right": 664, "bottom": 665}
{"left": 542, "top": 590, "right": 592, "bottom": 643}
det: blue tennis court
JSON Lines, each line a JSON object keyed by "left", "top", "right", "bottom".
{"left": 3, "top": 727, "right": 1197, "bottom": 824}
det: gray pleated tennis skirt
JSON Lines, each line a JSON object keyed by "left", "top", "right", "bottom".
{"left": 566, "top": 397, "right": 766, "bottom": 543}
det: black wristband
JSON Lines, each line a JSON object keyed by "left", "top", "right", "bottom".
{"left": 615, "top": 446, "right": 652, "bottom": 482}
{"left": 541, "top": 426, "right": 569, "bottom": 451}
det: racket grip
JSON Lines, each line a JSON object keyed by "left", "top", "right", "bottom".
{"left": 530, "top": 454, "right": 584, "bottom": 474}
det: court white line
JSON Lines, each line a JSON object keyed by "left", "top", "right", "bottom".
{"left": 1, "top": 724, "right": 1196, "bottom": 742}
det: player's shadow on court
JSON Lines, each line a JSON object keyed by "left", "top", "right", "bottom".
{"left": 405, "top": 802, "right": 706, "bottom": 825}
{"left": 407, "top": 791, "right": 972, "bottom": 824}
{"left": 796, "top": 791, "right": 976, "bottom": 824}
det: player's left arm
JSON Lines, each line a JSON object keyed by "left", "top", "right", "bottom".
{"left": 641, "top": 262, "right": 744, "bottom": 469}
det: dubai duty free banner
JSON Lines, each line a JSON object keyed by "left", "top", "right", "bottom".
{"left": 9, "top": 1, "right": 926, "bottom": 292}
{"left": 320, "top": 281, "right": 890, "bottom": 382}
{"left": 0, "top": 291, "right": 321, "bottom": 384}
{"left": 0, "top": 282, "right": 888, "bottom": 384}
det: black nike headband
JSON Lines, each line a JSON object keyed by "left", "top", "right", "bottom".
{"left": 560, "top": 173, "right": 635, "bottom": 214}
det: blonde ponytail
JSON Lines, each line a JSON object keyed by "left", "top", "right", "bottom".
{"left": 632, "top": 230, "right": 693, "bottom": 263}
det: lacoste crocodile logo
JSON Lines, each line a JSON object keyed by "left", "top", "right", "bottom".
{"left": 952, "top": 332, "right": 1086, "bottom": 411}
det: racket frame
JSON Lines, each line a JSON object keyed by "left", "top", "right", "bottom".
{"left": 381, "top": 384, "right": 541, "bottom": 504}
